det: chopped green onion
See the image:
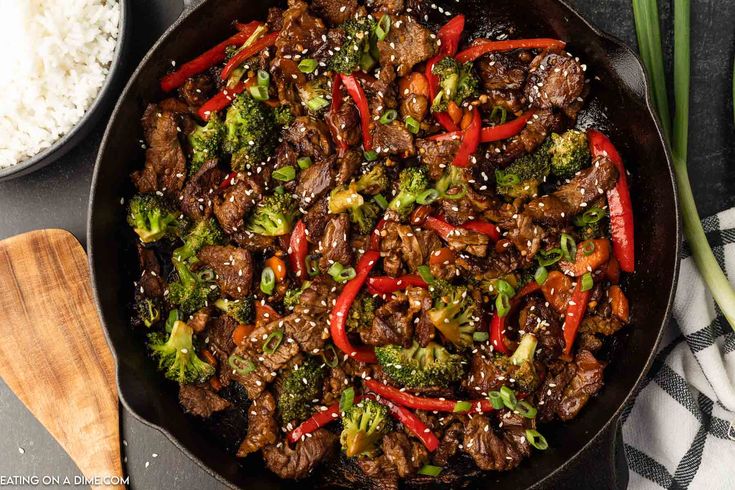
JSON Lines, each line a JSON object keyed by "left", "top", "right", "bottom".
{"left": 375, "top": 14, "right": 391, "bottom": 41}
{"left": 364, "top": 150, "right": 378, "bottom": 161}
{"left": 249, "top": 85, "right": 269, "bottom": 101}
{"left": 374, "top": 194, "right": 389, "bottom": 209}
{"left": 328, "top": 262, "right": 356, "bottom": 283}
{"left": 488, "top": 391, "right": 504, "bottom": 409}
{"left": 228, "top": 354, "right": 256, "bottom": 376}
{"left": 534, "top": 266, "right": 549, "bottom": 285}
{"left": 490, "top": 105, "right": 508, "bottom": 125}
{"left": 581, "top": 272, "right": 594, "bottom": 292}
{"left": 417, "top": 465, "right": 442, "bottom": 477}
{"left": 307, "top": 96, "right": 329, "bottom": 112}
{"left": 298, "top": 58, "right": 318, "bottom": 73}
{"left": 560, "top": 233, "right": 577, "bottom": 262}
{"left": 405, "top": 116, "right": 420, "bottom": 134}
{"left": 340, "top": 387, "right": 355, "bottom": 412}
{"left": 416, "top": 189, "right": 439, "bottom": 205}
{"left": 360, "top": 52, "right": 376, "bottom": 72}
{"left": 525, "top": 429, "right": 549, "bottom": 450}
{"left": 473, "top": 331, "right": 489, "bottom": 342}
{"left": 274, "top": 185, "right": 286, "bottom": 195}
{"left": 379, "top": 109, "right": 398, "bottom": 124}
{"left": 574, "top": 207, "right": 605, "bottom": 226}
{"left": 321, "top": 344, "right": 339, "bottom": 368}
{"left": 297, "top": 157, "right": 312, "bottom": 170}
{"left": 257, "top": 69, "right": 270, "bottom": 88}
{"left": 453, "top": 401, "right": 472, "bottom": 413}
{"left": 197, "top": 269, "right": 216, "bottom": 282}
{"left": 307, "top": 256, "right": 319, "bottom": 277}
{"left": 260, "top": 267, "right": 276, "bottom": 294}
{"left": 272, "top": 165, "right": 296, "bottom": 182}
{"left": 499, "top": 385, "right": 517, "bottom": 409}
{"left": 165, "top": 309, "right": 180, "bottom": 333}
{"left": 263, "top": 331, "right": 284, "bottom": 354}
{"left": 581, "top": 240, "right": 596, "bottom": 256}
{"left": 496, "top": 293, "right": 511, "bottom": 318}
{"left": 417, "top": 265, "right": 435, "bottom": 284}
{"left": 537, "top": 248, "right": 563, "bottom": 267}
{"left": 496, "top": 171, "right": 520, "bottom": 187}
{"left": 495, "top": 279, "right": 515, "bottom": 298}
{"left": 515, "top": 400, "right": 537, "bottom": 419}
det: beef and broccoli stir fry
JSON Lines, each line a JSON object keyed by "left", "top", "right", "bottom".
{"left": 127, "top": 0, "right": 635, "bottom": 485}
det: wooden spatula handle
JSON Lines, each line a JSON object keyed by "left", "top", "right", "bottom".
{"left": 0, "top": 230, "right": 123, "bottom": 489}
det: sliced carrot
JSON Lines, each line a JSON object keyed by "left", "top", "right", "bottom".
{"left": 560, "top": 239, "right": 611, "bottom": 277}
{"left": 232, "top": 324, "right": 254, "bottom": 345}
{"left": 201, "top": 348, "right": 218, "bottom": 367}
{"left": 604, "top": 255, "right": 621, "bottom": 284}
{"left": 541, "top": 270, "right": 574, "bottom": 313}
{"left": 429, "top": 247, "right": 455, "bottom": 266}
{"left": 608, "top": 285, "right": 629, "bottom": 322}
{"left": 265, "top": 255, "right": 287, "bottom": 282}
{"left": 447, "top": 101, "right": 463, "bottom": 125}
{"left": 459, "top": 109, "right": 473, "bottom": 130}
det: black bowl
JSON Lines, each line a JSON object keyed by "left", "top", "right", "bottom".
{"left": 0, "top": 0, "right": 131, "bottom": 182}
{"left": 89, "top": 0, "right": 680, "bottom": 488}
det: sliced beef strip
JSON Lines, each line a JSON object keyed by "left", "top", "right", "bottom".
{"left": 476, "top": 52, "right": 529, "bottom": 91}
{"left": 361, "top": 294, "right": 415, "bottom": 347}
{"left": 310, "top": 0, "right": 358, "bottom": 26}
{"left": 356, "top": 455, "right": 399, "bottom": 490}
{"left": 557, "top": 350, "right": 605, "bottom": 420}
{"left": 369, "top": 0, "right": 404, "bottom": 15}
{"left": 131, "top": 104, "right": 187, "bottom": 198}
{"left": 318, "top": 214, "right": 353, "bottom": 271}
{"left": 525, "top": 49, "right": 585, "bottom": 111}
{"left": 464, "top": 346, "right": 508, "bottom": 397}
{"left": 179, "top": 384, "right": 231, "bottom": 418}
{"left": 441, "top": 197, "right": 479, "bottom": 225}
{"left": 270, "top": 57, "right": 306, "bottom": 116}
{"left": 535, "top": 360, "right": 576, "bottom": 422}
{"left": 486, "top": 109, "right": 563, "bottom": 166}
{"left": 335, "top": 149, "right": 363, "bottom": 184}
{"left": 205, "top": 314, "right": 239, "bottom": 386}
{"left": 580, "top": 314, "right": 625, "bottom": 337}
{"left": 179, "top": 159, "right": 226, "bottom": 221}
{"left": 463, "top": 414, "right": 531, "bottom": 471}
{"left": 377, "top": 15, "right": 437, "bottom": 77}
{"left": 400, "top": 90, "right": 428, "bottom": 123}
{"left": 518, "top": 297, "right": 564, "bottom": 361}
{"left": 284, "top": 117, "right": 334, "bottom": 162}
{"left": 303, "top": 197, "right": 331, "bottom": 242}
{"left": 482, "top": 88, "right": 527, "bottom": 114}
{"left": 136, "top": 243, "right": 164, "bottom": 298}
{"left": 373, "top": 121, "right": 415, "bottom": 157}
{"left": 275, "top": 0, "right": 327, "bottom": 59}
{"left": 416, "top": 137, "right": 460, "bottom": 180}
{"left": 284, "top": 276, "right": 338, "bottom": 353}
{"left": 262, "top": 428, "right": 337, "bottom": 479}
{"left": 526, "top": 156, "right": 618, "bottom": 223}
{"left": 475, "top": 246, "right": 522, "bottom": 281}
{"left": 432, "top": 420, "right": 464, "bottom": 466}
{"left": 197, "top": 245, "right": 254, "bottom": 299}
{"left": 322, "top": 365, "right": 348, "bottom": 405}
{"left": 213, "top": 174, "right": 263, "bottom": 235}
{"left": 506, "top": 212, "right": 545, "bottom": 261}
{"left": 326, "top": 100, "right": 362, "bottom": 150}
{"left": 237, "top": 390, "right": 278, "bottom": 457}
{"left": 379, "top": 221, "right": 441, "bottom": 276}
{"left": 188, "top": 308, "right": 211, "bottom": 334}
{"left": 296, "top": 157, "right": 335, "bottom": 208}
{"left": 179, "top": 73, "right": 215, "bottom": 108}
{"left": 382, "top": 432, "right": 429, "bottom": 478}
{"left": 445, "top": 227, "right": 489, "bottom": 257}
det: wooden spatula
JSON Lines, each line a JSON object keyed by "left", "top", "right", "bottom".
{"left": 0, "top": 229, "right": 123, "bottom": 489}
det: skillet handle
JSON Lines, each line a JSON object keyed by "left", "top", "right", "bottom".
{"left": 180, "top": 0, "right": 206, "bottom": 15}
{"left": 550, "top": 418, "right": 629, "bottom": 489}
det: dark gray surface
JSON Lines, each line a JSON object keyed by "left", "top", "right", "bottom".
{"left": 0, "top": 0, "right": 733, "bottom": 488}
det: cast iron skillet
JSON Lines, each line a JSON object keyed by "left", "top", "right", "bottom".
{"left": 88, "top": 0, "right": 680, "bottom": 488}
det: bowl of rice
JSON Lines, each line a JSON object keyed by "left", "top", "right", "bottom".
{"left": 0, "top": 0, "right": 128, "bottom": 181}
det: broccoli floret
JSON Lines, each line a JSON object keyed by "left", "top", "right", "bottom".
{"left": 496, "top": 140, "right": 552, "bottom": 198}
{"left": 427, "top": 281, "right": 477, "bottom": 349}
{"left": 214, "top": 298, "right": 254, "bottom": 324}
{"left": 347, "top": 293, "right": 377, "bottom": 332}
{"left": 340, "top": 399, "right": 392, "bottom": 458}
{"left": 431, "top": 57, "right": 479, "bottom": 112}
{"left": 283, "top": 281, "right": 311, "bottom": 311}
{"left": 127, "top": 194, "right": 186, "bottom": 243}
{"left": 548, "top": 130, "right": 590, "bottom": 178}
{"left": 508, "top": 333, "right": 539, "bottom": 392}
{"left": 329, "top": 17, "right": 377, "bottom": 74}
{"left": 351, "top": 201, "right": 381, "bottom": 235}
{"left": 375, "top": 341, "right": 465, "bottom": 388}
{"left": 173, "top": 218, "right": 225, "bottom": 263}
{"left": 148, "top": 320, "right": 215, "bottom": 384}
{"left": 329, "top": 184, "right": 381, "bottom": 234}
{"left": 355, "top": 164, "right": 389, "bottom": 195}
{"left": 387, "top": 167, "right": 429, "bottom": 218}
{"left": 223, "top": 92, "right": 278, "bottom": 171}
{"left": 188, "top": 113, "right": 225, "bottom": 175}
{"left": 435, "top": 166, "right": 468, "bottom": 200}
{"left": 133, "top": 297, "right": 162, "bottom": 328}
{"left": 167, "top": 258, "right": 219, "bottom": 315}
{"left": 298, "top": 77, "right": 331, "bottom": 114}
{"left": 278, "top": 356, "right": 327, "bottom": 424}
{"left": 247, "top": 193, "right": 299, "bottom": 236}
{"left": 274, "top": 105, "right": 295, "bottom": 126}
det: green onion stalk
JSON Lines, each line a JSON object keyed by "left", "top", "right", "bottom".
{"left": 633, "top": 0, "right": 735, "bottom": 331}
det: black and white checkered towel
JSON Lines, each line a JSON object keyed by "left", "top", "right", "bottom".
{"left": 621, "top": 211, "right": 735, "bottom": 489}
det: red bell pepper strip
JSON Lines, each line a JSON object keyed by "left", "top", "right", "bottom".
{"left": 287, "top": 396, "right": 367, "bottom": 444}
{"left": 437, "top": 14, "right": 465, "bottom": 56}
{"left": 455, "top": 38, "right": 567, "bottom": 63}
{"left": 289, "top": 220, "right": 309, "bottom": 280}
{"left": 451, "top": 108, "right": 481, "bottom": 167}
{"left": 160, "top": 21, "right": 261, "bottom": 92}
{"left": 331, "top": 74, "right": 343, "bottom": 112}
{"left": 340, "top": 74, "right": 373, "bottom": 151}
{"left": 368, "top": 218, "right": 388, "bottom": 251}
{"left": 430, "top": 110, "right": 535, "bottom": 144}
{"left": 197, "top": 82, "right": 247, "bottom": 120}
{"left": 587, "top": 129, "right": 635, "bottom": 273}
{"left": 218, "top": 171, "right": 238, "bottom": 190}
{"left": 367, "top": 275, "right": 428, "bottom": 294}
{"left": 365, "top": 379, "right": 494, "bottom": 414}
{"left": 463, "top": 220, "right": 501, "bottom": 241}
{"left": 330, "top": 251, "right": 380, "bottom": 363}
{"left": 373, "top": 396, "right": 440, "bottom": 452}
{"left": 562, "top": 280, "right": 591, "bottom": 357}
{"left": 220, "top": 31, "right": 279, "bottom": 80}
{"left": 424, "top": 216, "right": 500, "bottom": 242}
{"left": 425, "top": 15, "right": 465, "bottom": 132}
{"left": 489, "top": 282, "right": 541, "bottom": 354}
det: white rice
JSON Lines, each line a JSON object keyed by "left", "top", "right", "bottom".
{"left": 0, "top": 0, "right": 120, "bottom": 168}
